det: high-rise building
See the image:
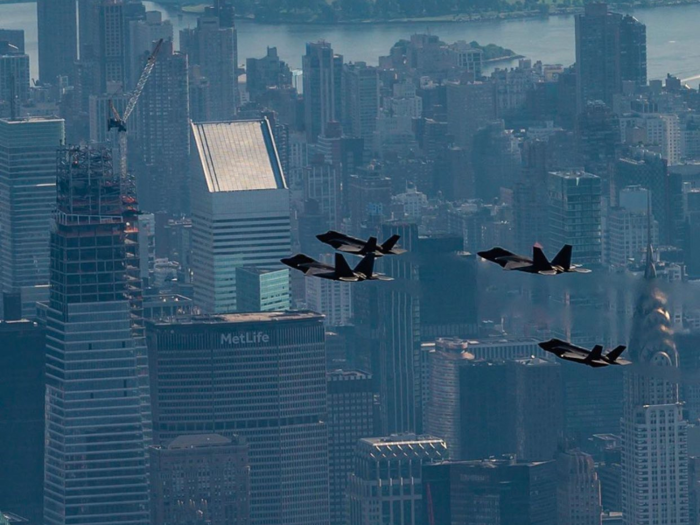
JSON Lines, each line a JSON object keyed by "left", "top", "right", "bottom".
{"left": 37, "top": 0, "right": 77, "bottom": 84}
{"left": 0, "top": 44, "right": 29, "bottom": 116}
{"left": 235, "top": 267, "right": 291, "bottom": 312}
{"left": 619, "top": 14, "right": 647, "bottom": 87}
{"left": 44, "top": 145, "right": 150, "bottom": 525}
{"left": 446, "top": 80, "right": 495, "bottom": 150}
{"left": 0, "top": 118, "right": 65, "bottom": 319}
{"left": 343, "top": 62, "right": 379, "bottom": 150}
{"left": 556, "top": 449, "right": 603, "bottom": 525}
{"left": 0, "top": 320, "right": 45, "bottom": 524}
{"left": 246, "top": 47, "right": 293, "bottom": 101}
{"left": 575, "top": 3, "right": 646, "bottom": 110}
{"left": 549, "top": 170, "right": 603, "bottom": 265}
{"left": 347, "top": 435, "right": 448, "bottom": 525}
{"left": 180, "top": 15, "right": 238, "bottom": 121}
{"left": 99, "top": 0, "right": 127, "bottom": 92}
{"left": 135, "top": 39, "right": 189, "bottom": 215}
{"left": 514, "top": 139, "right": 551, "bottom": 253}
{"left": 422, "top": 458, "right": 557, "bottom": 525}
{"left": 127, "top": 10, "right": 174, "bottom": 90}
{"left": 424, "top": 338, "right": 474, "bottom": 460}
{"left": 327, "top": 370, "right": 375, "bottom": 525}
{"left": 303, "top": 42, "right": 343, "bottom": 142}
{"left": 146, "top": 312, "right": 329, "bottom": 525}
{"left": 508, "top": 357, "right": 563, "bottom": 462}
{"left": 621, "top": 246, "right": 690, "bottom": 525}
{"left": 190, "top": 119, "right": 291, "bottom": 314}
{"left": 150, "top": 434, "right": 251, "bottom": 525}
{"left": 459, "top": 360, "right": 514, "bottom": 460}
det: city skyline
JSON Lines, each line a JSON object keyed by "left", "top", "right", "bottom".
{"left": 2, "top": 1, "right": 700, "bottom": 525}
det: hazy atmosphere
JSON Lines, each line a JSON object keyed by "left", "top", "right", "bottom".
{"left": 2, "top": 1, "right": 700, "bottom": 525}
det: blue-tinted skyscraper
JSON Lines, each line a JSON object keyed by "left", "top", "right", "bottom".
{"left": 44, "top": 146, "right": 150, "bottom": 525}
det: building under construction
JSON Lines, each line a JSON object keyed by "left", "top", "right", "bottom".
{"left": 45, "top": 143, "right": 151, "bottom": 525}
{"left": 53, "top": 144, "right": 144, "bottom": 338}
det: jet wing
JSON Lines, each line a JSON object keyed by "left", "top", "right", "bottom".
{"left": 317, "top": 231, "right": 365, "bottom": 251}
{"left": 479, "top": 248, "right": 533, "bottom": 269}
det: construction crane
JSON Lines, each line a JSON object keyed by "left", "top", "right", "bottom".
{"left": 108, "top": 38, "right": 164, "bottom": 189}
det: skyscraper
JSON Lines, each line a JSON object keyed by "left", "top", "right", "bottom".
{"left": 99, "top": 0, "right": 127, "bottom": 92}
{"left": 621, "top": 246, "right": 690, "bottom": 525}
{"left": 0, "top": 320, "right": 45, "bottom": 524}
{"left": 556, "top": 449, "right": 603, "bottom": 525}
{"left": 422, "top": 458, "right": 557, "bottom": 525}
{"left": 327, "top": 370, "right": 375, "bottom": 525}
{"left": 146, "top": 311, "right": 329, "bottom": 525}
{"left": 508, "top": 357, "right": 563, "bottom": 462}
{"left": 180, "top": 15, "right": 238, "bottom": 121}
{"left": 343, "top": 62, "right": 379, "bottom": 149}
{"left": 575, "top": 3, "right": 647, "bottom": 110}
{"left": 424, "top": 338, "right": 474, "bottom": 460}
{"left": 619, "top": 15, "right": 647, "bottom": 87}
{"left": 37, "top": 0, "right": 77, "bottom": 84}
{"left": 347, "top": 435, "right": 448, "bottom": 525}
{"left": 135, "top": 40, "right": 189, "bottom": 215}
{"left": 548, "top": 170, "right": 603, "bottom": 265}
{"left": 44, "top": 145, "right": 150, "bottom": 525}
{"left": 303, "top": 42, "right": 343, "bottom": 143}
{"left": 150, "top": 434, "right": 251, "bottom": 525}
{"left": 0, "top": 118, "right": 65, "bottom": 319}
{"left": 190, "top": 119, "right": 291, "bottom": 314}
{"left": 0, "top": 43, "right": 29, "bottom": 116}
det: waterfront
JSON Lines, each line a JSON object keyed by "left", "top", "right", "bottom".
{"left": 1, "top": 1, "right": 700, "bottom": 86}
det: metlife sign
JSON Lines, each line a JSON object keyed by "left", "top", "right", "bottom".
{"left": 220, "top": 331, "right": 271, "bottom": 346}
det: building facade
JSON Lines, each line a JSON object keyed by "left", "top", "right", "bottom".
{"left": 556, "top": 449, "right": 603, "bottom": 525}
{"left": 0, "top": 118, "right": 65, "bottom": 318}
{"left": 327, "top": 370, "right": 375, "bottom": 525}
{"left": 44, "top": 146, "right": 151, "bottom": 525}
{"left": 621, "top": 248, "right": 690, "bottom": 525}
{"left": 147, "top": 312, "right": 329, "bottom": 525}
{"left": 549, "top": 170, "right": 603, "bottom": 265}
{"left": 303, "top": 42, "right": 343, "bottom": 143}
{"left": 190, "top": 120, "right": 291, "bottom": 314}
{"left": 37, "top": 0, "right": 77, "bottom": 84}
{"left": 150, "top": 434, "right": 251, "bottom": 525}
{"left": 347, "top": 435, "right": 448, "bottom": 525}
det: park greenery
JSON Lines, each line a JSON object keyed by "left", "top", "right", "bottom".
{"left": 226, "top": 0, "right": 684, "bottom": 22}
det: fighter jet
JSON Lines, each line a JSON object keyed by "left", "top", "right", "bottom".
{"left": 281, "top": 253, "right": 392, "bottom": 282}
{"left": 538, "top": 339, "right": 631, "bottom": 368}
{"left": 316, "top": 231, "right": 407, "bottom": 258}
{"left": 477, "top": 244, "right": 591, "bottom": 275}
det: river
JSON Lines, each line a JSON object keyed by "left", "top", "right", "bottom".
{"left": 1, "top": 1, "right": 700, "bottom": 87}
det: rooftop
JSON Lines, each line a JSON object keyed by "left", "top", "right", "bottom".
{"left": 149, "top": 310, "right": 323, "bottom": 327}
{"left": 167, "top": 434, "right": 231, "bottom": 449}
{"left": 191, "top": 119, "right": 286, "bottom": 193}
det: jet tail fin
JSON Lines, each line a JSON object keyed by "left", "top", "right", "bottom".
{"left": 335, "top": 253, "right": 355, "bottom": 278}
{"left": 552, "top": 244, "right": 573, "bottom": 270}
{"left": 366, "top": 236, "right": 379, "bottom": 253}
{"left": 585, "top": 345, "right": 603, "bottom": 363}
{"left": 606, "top": 345, "right": 627, "bottom": 362}
{"left": 381, "top": 235, "right": 401, "bottom": 252}
{"left": 532, "top": 246, "right": 553, "bottom": 271}
{"left": 354, "top": 253, "right": 376, "bottom": 278}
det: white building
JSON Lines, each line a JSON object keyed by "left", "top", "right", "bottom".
{"left": 621, "top": 113, "right": 682, "bottom": 165}
{"left": 607, "top": 186, "right": 659, "bottom": 268}
{"left": 191, "top": 119, "right": 291, "bottom": 314}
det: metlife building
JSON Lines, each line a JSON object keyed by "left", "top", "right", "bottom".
{"left": 146, "top": 311, "right": 329, "bottom": 525}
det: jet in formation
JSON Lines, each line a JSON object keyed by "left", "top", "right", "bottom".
{"left": 538, "top": 339, "right": 631, "bottom": 368}
{"left": 477, "top": 244, "right": 591, "bottom": 275}
{"left": 281, "top": 253, "right": 392, "bottom": 282}
{"left": 316, "top": 231, "right": 407, "bottom": 257}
